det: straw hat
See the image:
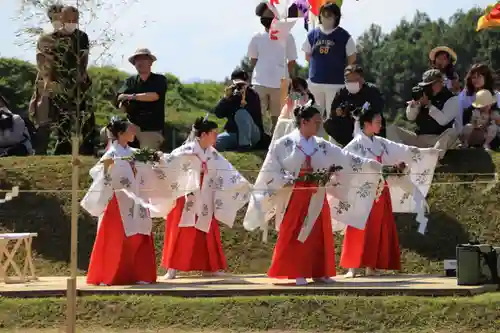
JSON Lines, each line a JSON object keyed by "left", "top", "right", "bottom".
{"left": 472, "top": 89, "right": 496, "bottom": 108}
{"left": 429, "top": 46, "right": 457, "bottom": 64}
{"left": 128, "top": 48, "right": 157, "bottom": 64}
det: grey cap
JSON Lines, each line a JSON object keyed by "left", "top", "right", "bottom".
{"left": 418, "top": 69, "right": 444, "bottom": 86}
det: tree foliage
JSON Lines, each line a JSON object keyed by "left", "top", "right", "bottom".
{"left": 1, "top": 7, "right": 499, "bottom": 129}
{"left": 356, "top": 8, "right": 500, "bottom": 122}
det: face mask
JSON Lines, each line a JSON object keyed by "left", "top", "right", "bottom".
{"left": 346, "top": 82, "right": 361, "bottom": 94}
{"left": 260, "top": 17, "right": 273, "bottom": 29}
{"left": 52, "top": 20, "right": 62, "bottom": 30}
{"left": 321, "top": 17, "right": 335, "bottom": 29}
{"left": 290, "top": 92, "right": 303, "bottom": 101}
{"left": 64, "top": 23, "right": 77, "bottom": 33}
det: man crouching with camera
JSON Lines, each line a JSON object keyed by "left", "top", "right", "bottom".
{"left": 213, "top": 69, "right": 265, "bottom": 152}
{"left": 387, "top": 69, "right": 460, "bottom": 160}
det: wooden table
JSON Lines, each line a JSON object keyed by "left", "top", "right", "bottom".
{"left": 0, "top": 233, "right": 38, "bottom": 284}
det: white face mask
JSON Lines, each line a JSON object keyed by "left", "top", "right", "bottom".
{"left": 64, "top": 23, "right": 77, "bottom": 33}
{"left": 52, "top": 21, "right": 62, "bottom": 30}
{"left": 346, "top": 82, "right": 361, "bottom": 94}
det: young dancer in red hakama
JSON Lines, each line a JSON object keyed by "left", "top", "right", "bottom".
{"left": 83, "top": 118, "right": 157, "bottom": 286}
{"left": 160, "top": 117, "right": 251, "bottom": 279}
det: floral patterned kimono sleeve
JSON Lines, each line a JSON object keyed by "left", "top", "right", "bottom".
{"left": 376, "top": 138, "right": 440, "bottom": 233}
{"left": 80, "top": 149, "right": 118, "bottom": 217}
{"left": 147, "top": 152, "right": 200, "bottom": 217}
{"left": 80, "top": 162, "right": 114, "bottom": 217}
{"left": 211, "top": 151, "right": 252, "bottom": 227}
{"left": 327, "top": 141, "right": 384, "bottom": 231}
{"left": 243, "top": 141, "right": 294, "bottom": 232}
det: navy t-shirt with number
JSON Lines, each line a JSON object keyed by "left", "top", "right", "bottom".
{"left": 307, "top": 27, "right": 350, "bottom": 85}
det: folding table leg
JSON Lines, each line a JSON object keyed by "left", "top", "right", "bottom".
{"left": 23, "top": 237, "right": 37, "bottom": 281}
{"left": 2, "top": 239, "right": 24, "bottom": 283}
{"left": 0, "top": 239, "right": 6, "bottom": 282}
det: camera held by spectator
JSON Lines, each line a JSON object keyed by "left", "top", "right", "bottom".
{"left": 336, "top": 101, "right": 356, "bottom": 117}
{"left": 411, "top": 84, "right": 433, "bottom": 102}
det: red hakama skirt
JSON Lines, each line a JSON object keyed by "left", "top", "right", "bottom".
{"left": 86, "top": 195, "right": 157, "bottom": 285}
{"left": 161, "top": 195, "right": 227, "bottom": 272}
{"left": 268, "top": 180, "right": 336, "bottom": 279}
{"left": 340, "top": 183, "right": 401, "bottom": 270}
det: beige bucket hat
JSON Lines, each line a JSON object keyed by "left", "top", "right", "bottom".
{"left": 128, "top": 48, "right": 157, "bottom": 64}
{"left": 472, "top": 89, "right": 496, "bottom": 108}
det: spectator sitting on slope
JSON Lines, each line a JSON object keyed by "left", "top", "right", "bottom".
{"left": 213, "top": 69, "right": 264, "bottom": 152}
{"left": 0, "top": 95, "right": 34, "bottom": 157}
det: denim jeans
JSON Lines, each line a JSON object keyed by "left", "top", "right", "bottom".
{"left": 216, "top": 109, "right": 260, "bottom": 151}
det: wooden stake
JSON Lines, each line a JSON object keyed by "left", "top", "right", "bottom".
{"left": 67, "top": 135, "right": 80, "bottom": 333}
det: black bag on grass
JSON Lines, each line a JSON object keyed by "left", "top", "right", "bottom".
{"left": 456, "top": 242, "right": 499, "bottom": 286}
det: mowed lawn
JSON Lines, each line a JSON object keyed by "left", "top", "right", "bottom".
{"left": 0, "top": 294, "right": 499, "bottom": 332}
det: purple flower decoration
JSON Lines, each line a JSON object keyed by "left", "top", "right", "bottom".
{"left": 293, "top": 0, "right": 310, "bottom": 31}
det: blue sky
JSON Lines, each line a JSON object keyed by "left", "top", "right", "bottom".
{"left": 0, "top": 0, "right": 489, "bottom": 81}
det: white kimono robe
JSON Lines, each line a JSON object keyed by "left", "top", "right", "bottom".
{"left": 80, "top": 143, "right": 163, "bottom": 237}
{"left": 334, "top": 133, "right": 440, "bottom": 234}
{"left": 243, "top": 129, "right": 383, "bottom": 242}
{"left": 150, "top": 140, "right": 252, "bottom": 232}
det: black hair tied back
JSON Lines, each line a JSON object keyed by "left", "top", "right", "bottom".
{"left": 193, "top": 116, "right": 218, "bottom": 138}
{"left": 106, "top": 116, "right": 129, "bottom": 139}
{"left": 293, "top": 102, "right": 320, "bottom": 127}
{"left": 357, "top": 102, "right": 380, "bottom": 129}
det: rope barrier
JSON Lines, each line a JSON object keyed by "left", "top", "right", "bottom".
{"left": 0, "top": 163, "right": 498, "bottom": 176}
{"left": 0, "top": 179, "right": 496, "bottom": 194}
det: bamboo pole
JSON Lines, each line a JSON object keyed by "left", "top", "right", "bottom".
{"left": 262, "top": 1, "right": 290, "bottom": 244}
{"left": 67, "top": 135, "right": 80, "bottom": 333}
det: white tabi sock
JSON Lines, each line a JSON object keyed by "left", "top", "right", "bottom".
{"left": 164, "top": 269, "right": 177, "bottom": 280}
{"left": 295, "top": 277, "right": 308, "bottom": 286}
{"left": 344, "top": 269, "right": 356, "bottom": 278}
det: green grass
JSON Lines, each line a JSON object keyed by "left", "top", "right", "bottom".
{"left": 0, "top": 149, "right": 499, "bottom": 277}
{"left": 0, "top": 294, "right": 499, "bottom": 332}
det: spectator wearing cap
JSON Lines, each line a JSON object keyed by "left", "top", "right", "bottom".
{"left": 301, "top": 2, "right": 356, "bottom": 119}
{"left": 461, "top": 89, "right": 500, "bottom": 150}
{"left": 115, "top": 48, "right": 167, "bottom": 149}
{"left": 429, "top": 46, "right": 460, "bottom": 94}
{"left": 387, "top": 69, "right": 460, "bottom": 159}
{"left": 324, "top": 64, "right": 386, "bottom": 147}
{"left": 249, "top": 2, "right": 298, "bottom": 131}
{"left": 213, "top": 69, "right": 264, "bottom": 152}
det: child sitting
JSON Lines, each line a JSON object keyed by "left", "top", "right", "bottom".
{"left": 461, "top": 89, "right": 500, "bottom": 150}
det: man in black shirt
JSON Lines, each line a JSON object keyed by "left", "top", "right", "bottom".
{"left": 324, "top": 64, "right": 386, "bottom": 146}
{"left": 116, "top": 48, "right": 167, "bottom": 149}
{"left": 213, "top": 69, "right": 264, "bottom": 151}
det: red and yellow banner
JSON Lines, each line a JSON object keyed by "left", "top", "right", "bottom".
{"left": 477, "top": 2, "right": 500, "bottom": 31}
